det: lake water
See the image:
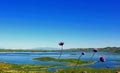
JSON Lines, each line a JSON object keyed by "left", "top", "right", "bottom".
{"left": 0, "top": 52, "right": 120, "bottom": 69}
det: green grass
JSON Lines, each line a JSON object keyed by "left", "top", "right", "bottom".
{"left": 55, "top": 68, "right": 119, "bottom": 73}
{"left": 0, "top": 62, "right": 56, "bottom": 69}
{"left": 0, "top": 62, "right": 120, "bottom": 73}
{"left": 0, "top": 62, "right": 52, "bottom": 73}
{"left": 33, "top": 57, "right": 94, "bottom": 66}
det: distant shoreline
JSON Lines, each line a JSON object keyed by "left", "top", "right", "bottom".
{"left": 0, "top": 47, "right": 120, "bottom": 53}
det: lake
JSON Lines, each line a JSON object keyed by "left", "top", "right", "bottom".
{"left": 0, "top": 52, "right": 120, "bottom": 69}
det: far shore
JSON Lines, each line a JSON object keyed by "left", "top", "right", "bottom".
{"left": 0, "top": 47, "right": 120, "bottom": 53}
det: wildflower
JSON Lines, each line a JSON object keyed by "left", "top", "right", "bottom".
{"left": 82, "top": 52, "right": 85, "bottom": 55}
{"left": 91, "top": 48, "right": 98, "bottom": 61}
{"left": 59, "top": 42, "right": 64, "bottom": 46}
{"left": 93, "top": 48, "right": 98, "bottom": 52}
{"left": 76, "top": 52, "right": 86, "bottom": 66}
{"left": 58, "top": 42, "right": 64, "bottom": 61}
{"left": 100, "top": 56, "right": 106, "bottom": 62}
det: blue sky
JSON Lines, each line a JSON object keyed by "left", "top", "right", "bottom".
{"left": 0, "top": 0, "right": 120, "bottom": 49}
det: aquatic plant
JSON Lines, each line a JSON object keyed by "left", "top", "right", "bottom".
{"left": 58, "top": 42, "right": 64, "bottom": 61}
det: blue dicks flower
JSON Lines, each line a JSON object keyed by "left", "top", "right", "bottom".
{"left": 93, "top": 48, "right": 98, "bottom": 52}
{"left": 82, "top": 52, "right": 85, "bottom": 55}
{"left": 59, "top": 42, "right": 64, "bottom": 46}
{"left": 58, "top": 42, "right": 64, "bottom": 61}
{"left": 100, "top": 56, "right": 106, "bottom": 62}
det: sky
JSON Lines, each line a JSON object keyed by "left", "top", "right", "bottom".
{"left": 0, "top": 0, "right": 120, "bottom": 49}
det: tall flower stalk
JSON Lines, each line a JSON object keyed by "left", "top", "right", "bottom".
{"left": 99, "top": 56, "right": 106, "bottom": 62}
{"left": 99, "top": 56, "right": 106, "bottom": 73}
{"left": 76, "top": 52, "right": 85, "bottom": 66}
{"left": 58, "top": 42, "right": 64, "bottom": 61}
{"left": 91, "top": 48, "right": 98, "bottom": 61}
{"left": 95, "top": 56, "right": 106, "bottom": 64}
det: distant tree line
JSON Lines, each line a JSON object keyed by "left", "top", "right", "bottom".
{"left": 0, "top": 49, "right": 50, "bottom": 52}
{"left": 0, "top": 47, "right": 120, "bottom": 53}
{"left": 63, "top": 47, "right": 120, "bottom": 53}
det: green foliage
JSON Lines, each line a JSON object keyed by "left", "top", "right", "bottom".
{"left": 56, "top": 68, "right": 118, "bottom": 73}
{"left": 64, "top": 47, "right": 120, "bottom": 53}
{"left": 33, "top": 57, "right": 93, "bottom": 65}
{"left": 0, "top": 48, "right": 50, "bottom": 52}
{"left": 0, "top": 62, "right": 119, "bottom": 73}
{"left": 0, "top": 62, "right": 52, "bottom": 73}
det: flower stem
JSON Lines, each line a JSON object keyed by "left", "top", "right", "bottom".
{"left": 76, "top": 54, "right": 82, "bottom": 66}
{"left": 91, "top": 52, "right": 95, "bottom": 61}
{"left": 58, "top": 46, "right": 63, "bottom": 61}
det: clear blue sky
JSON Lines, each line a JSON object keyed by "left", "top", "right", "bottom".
{"left": 0, "top": 0, "right": 120, "bottom": 49}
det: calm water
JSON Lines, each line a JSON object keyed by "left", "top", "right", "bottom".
{"left": 0, "top": 52, "right": 120, "bottom": 69}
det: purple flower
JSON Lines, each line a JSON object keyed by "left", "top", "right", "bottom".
{"left": 58, "top": 42, "right": 64, "bottom": 60}
{"left": 100, "top": 56, "right": 106, "bottom": 62}
{"left": 91, "top": 48, "right": 98, "bottom": 61}
{"left": 82, "top": 52, "right": 85, "bottom": 55}
{"left": 93, "top": 48, "right": 98, "bottom": 52}
{"left": 59, "top": 42, "right": 64, "bottom": 46}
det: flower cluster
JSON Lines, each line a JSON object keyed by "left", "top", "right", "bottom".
{"left": 59, "top": 42, "right": 64, "bottom": 46}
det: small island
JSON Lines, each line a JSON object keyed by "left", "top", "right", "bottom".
{"left": 33, "top": 57, "right": 94, "bottom": 66}
{"left": 116, "top": 60, "right": 120, "bottom": 62}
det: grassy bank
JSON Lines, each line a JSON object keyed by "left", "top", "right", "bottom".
{"left": 33, "top": 57, "right": 94, "bottom": 66}
{"left": 0, "top": 62, "right": 52, "bottom": 73}
{"left": 55, "top": 68, "right": 119, "bottom": 73}
{"left": 0, "top": 62, "right": 119, "bottom": 73}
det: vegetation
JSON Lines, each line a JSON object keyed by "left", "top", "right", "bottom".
{"left": 0, "top": 47, "right": 120, "bottom": 73}
{"left": 0, "top": 62, "right": 52, "bottom": 73}
{"left": 116, "top": 60, "right": 120, "bottom": 62}
{"left": 0, "top": 48, "right": 50, "bottom": 52}
{"left": 0, "top": 47, "right": 120, "bottom": 53}
{"left": 33, "top": 57, "right": 94, "bottom": 66}
{"left": 64, "top": 47, "right": 120, "bottom": 53}
{"left": 0, "top": 62, "right": 119, "bottom": 73}
{"left": 55, "top": 68, "right": 119, "bottom": 73}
